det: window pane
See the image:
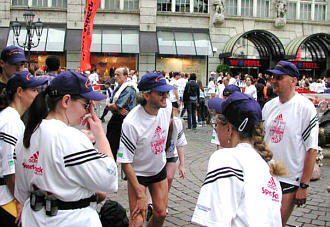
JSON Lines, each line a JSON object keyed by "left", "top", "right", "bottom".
{"left": 176, "top": 0, "right": 190, "bottom": 12}
{"left": 194, "top": 33, "right": 212, "bottom": 56}
{"left": 46, "top": 28, "right": 65, "bottom": 51}
{"left": 157, "top": 31, "right": 176, "bottom": 55}
{"left": 102, "top": 30, "right": 121, "bottom": 52}
{"left": 12, "top": 0, "right": 28, "bottom": 5}
{"left": 175, "top": 32, "right": 196, "bottom": 55}
{"left": 287, "top": 2, "right": 296, "bottom": 19}
{"left": 104, "top": 0, "right": 120, "bottom": 9}
{"left": 52, "top": 0, "right": 67, "bottom": 8}
{"left": 32, "top": 0, "right": 48, "bottom": 7}
{"left": 300, "top": 3, "right": 311, "bottom": 20}
{"left": 122, "top": 30, "right": 139, "bottom": 53}
{"left": 225, "top": 0, "right": 237, "bottom": 16}
{"left": 194, "top": 0, "right": 208, "bottom": 13}
{"left": 256, "top": 0, "right": 269, "bottom": 17}
{"left": 241, "top": 0, "right": 253, "bottom": 16}
{"left": 157, "top": 0, "right": 172, "bottom": 11}
{"left": 124, "top": 0, "right": 139, "bottom": 10}
{"left": 91, "top": 29, "right": 102, "bottom": 52}
{"left": 314, "top": 4, "right": 326, "bottom": 21}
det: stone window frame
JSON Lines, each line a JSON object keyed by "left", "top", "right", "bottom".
{"left": 287, "top": 0, "right": 328, "bottom": 21}
{"left": 11, "top": 0, "right": 67, "bottom": 8}
{"left": 157, "top": 0, "right": 209, "bottom": 13}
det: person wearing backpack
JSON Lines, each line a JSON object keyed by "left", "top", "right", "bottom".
{"left": 183, "top": 73, "right": 200, "bottom": 130}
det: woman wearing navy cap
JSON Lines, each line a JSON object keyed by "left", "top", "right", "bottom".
{"left": 14, "top": 71, "right": 118, "bottom": 226}
{"left": 192, "top": 92, "right": 287, "bottom": 227}
{"left": 0, "top": 71, "right": 46, "bottom": 226}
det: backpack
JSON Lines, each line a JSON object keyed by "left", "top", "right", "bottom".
{"left": 99, "top": 200, "right": 129, "bottom": 227}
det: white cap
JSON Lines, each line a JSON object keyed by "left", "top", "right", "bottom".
{"left": 210, "top": 71, "right": 216, "bottom": 75}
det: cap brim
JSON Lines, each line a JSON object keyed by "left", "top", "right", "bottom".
{"left": 152, "top": 84, "right": 175, "bottom": 92}
{"left": 266, "top": 69, "right": 286, "bottom": 75}
{"left": 27, "top": 79, "right": 48, "bottom": 88}
{"left": 9, "top": 57, "right": 27, "bottom": 64}
{"left": 81, "top": 91, "right": 106, "bottom": 101}
{"left": 208, "top": 98, "right": 225, "bottom": 114}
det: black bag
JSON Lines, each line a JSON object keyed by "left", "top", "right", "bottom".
{"left": 99, "top": 200, "right": 129, "bottom": 227}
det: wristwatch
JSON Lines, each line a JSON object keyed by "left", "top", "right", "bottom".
{"left": 300, "top": 182, "right": 309, "bottom": 189}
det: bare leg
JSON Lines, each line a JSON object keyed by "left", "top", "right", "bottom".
{"left": 127, "top": 180, "right": 146, "bottom": 227}
{"left": 166, "top": 162, "right": 178, "bottom": 192}
{"left": 281, "top": 191, "right": 296, "bottom": 227}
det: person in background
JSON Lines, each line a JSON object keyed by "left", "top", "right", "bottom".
{"left": 227, "top": 72, "right": 236, "bottom": 85}
{"left": 243, "top": 76, "right": 257, "bottom": 100}
{"left": 14, "top": 71, "right": 117, "bottom": 227}
{"left": 183, "top": 73, "right": 200, "bottom": 130}
{"left": 217, "top": 76, "right": 229, "bottom": 99}
{"left": 207, "top": 97, "right": 225, "bottom": 150}
{"left": 168, "top": 72, "right": 181, "bottom": 109}
{"left": 263, "top": 61, "right": 319, "bottom": 227}
{"left": 89, "top": 68, "right": 100, "bottom": 85}
{"left": 99, "top": 81, "right": 114, "bottom": 122}
{"left": 207, "top": 75, "right": 216, "bottom": 97}
{"left": 197, "top": 80, "right": 207, "bottom": 126}
{"left": 37, "top": 55, "right": 60, "bottom": 92}
{"left": 0, "top": 71, "right": 46, "bottom": 226}
{"left": 192, "top": 92, "right": 287, "bottom": 227}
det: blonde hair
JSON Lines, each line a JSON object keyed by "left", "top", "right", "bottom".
{"left": 216, "top": 114, "right": 288, "bottom": 177}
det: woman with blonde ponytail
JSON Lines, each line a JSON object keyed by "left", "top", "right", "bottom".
{"left": 192, "top": 92, "right": 287, "bottom": 227}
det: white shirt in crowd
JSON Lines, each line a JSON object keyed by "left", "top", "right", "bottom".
{"left": 217, "top": 84, "right": 225, "bottom": 98}
{"left": 89, "top": 72, "right": 99, "bottom": 85}
{"left": 117, "top": 100, "right": 172, "bottom": 176}
{"left": 262, "top": 93, "right": 319, "bottom": 186}
{"left": 166, "top": 117, "right": 187, "bottom": 159}
{"left": 229, "top": 77, "right": 236, "bottom": 85}
{"left": 15, "top": 119, "right": 118, "bottom": 226}
{"left": 208, "top": 80, "right": 216, "bottom": 95}
{"left": 177, "top": 78, "right": 188, "bottom": 99}
{"left": 244, "top": 85, "right": 257, "bottom": 100}
{"left": 0, "top": 107, "right": 25, "bottom": 206}
{"left": 192, "top": 143, "right": 282, "bottom": 227}
{"left": 169, "top": 79, "right": 179, "bottom": 103}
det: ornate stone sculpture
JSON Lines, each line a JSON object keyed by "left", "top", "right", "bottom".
{"left": 213, "top": 0, "right": 225, "bottom": 25}
{"left": 274, "top": 0, "right": 287, "bottom": 27}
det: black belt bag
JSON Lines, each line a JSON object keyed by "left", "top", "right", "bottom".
{"left": 0, "top": 178, "right": 6, "bottom": 185}
{"left": 30, "top": 190, "right": 97, "bottom": 216}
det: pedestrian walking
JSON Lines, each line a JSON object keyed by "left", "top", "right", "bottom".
{"left": 117, "top": 72, "right": 174, "bottom": 227}
{"left": 183, "top": 73, "right": 200, "bottom": 130}
{"left": 14, "top": 71, "right": 118, "bottom": 226}
{"left": 263, "top": 61, "right": 319, "bottom": 227}
{"left": 192, "top": 92, "right": 287, "bottom": 227}
{"left": 0, "top": 71, "right": 46, "bottom": 226}
{"left": 99, "top": 81, "right": 114, "bottom": 122}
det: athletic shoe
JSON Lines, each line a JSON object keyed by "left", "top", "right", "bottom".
{"left": 147, "top": 204, "right": 153, "bottom": 221}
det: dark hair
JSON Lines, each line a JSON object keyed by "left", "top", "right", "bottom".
{"left": 122, "top": 67, "right": 128, "bottom": 76}
{"left": 1, "top": 48, "right": 10, "bottom": 62}
{"left": 23, "top": 88, "right": 81, "bottom": 148}
{"left": 216, "top": 114, "right": 287, "bottom": 177}
{"left": 0, "top": 87, "right": 16, "bottom": 111}
{"left": 197, "top": 80, "right": 204, "bottom": 91}
{"left": 46, "top": 55, "right": 60, "bottom": 71}
{"left": 190, "top": 73, "right": 196, "bottom": 81}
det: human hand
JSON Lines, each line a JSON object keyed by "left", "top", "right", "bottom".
{"left": 294, "top": 187, "right": 308, "bottom": 207}
{"left": 179, "top": 164, "right": 185, "bottom": 179}
{"left": 82, "top": 106, "right": 104, "bottom": 138}
{"left": 15, "top": 201, "right": 23, "bottom": 226}
{"left": 131, "top": 195, "right": 147, "bottom": 221}
{"left": 118, "top": 108, "right": 129, "bottom": 116}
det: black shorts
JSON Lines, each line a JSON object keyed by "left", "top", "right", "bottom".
{"left": 172, "top": 102, "right": 179, "bottom": 108}
{"left": 137, "top": 165, "right": 167, "bottom": 187}
{"left": 166, "top": 157, "right": 178, "bottom": 163}
{"left": 280, "top": 181, "right": 299, "bottom": 194}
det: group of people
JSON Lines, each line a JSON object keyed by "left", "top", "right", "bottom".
{"left": 0, "top": 45, "right": 320, "bottom": 227}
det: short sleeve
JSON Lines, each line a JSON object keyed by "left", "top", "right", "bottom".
{"left": 115, "top": 87, "right": 135, "bottom": 109}
{"left": 62, "top": 131, "right": 118, "bottom": 193}
{"left": 301, "top": 104, "right": 319, "bottom": 151}
{"left": 175, "top": 119, "right": 187, "bottom": 147}
{"left": 117, "top": 121, "right": 138, "bottom": 163}
{"left": 192, "top": 151, "right": 244, "bottom": 226}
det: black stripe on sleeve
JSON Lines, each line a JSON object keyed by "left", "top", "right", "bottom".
{"left": 302, "top": 114, "right": 318, "bottom": 141}
{"left": 0, "top": 132, "right": 17, "bottom": 146}
{"left": 64, "top": 150, "right": 104, "bottom": 164}
{"left": 65, "top": 155, "right": 107, "bottom": 167}
{"left": 63, "top": 149, "right": 96, "bottom": 160}
{"left": 121, "top": 132, "right": 135, "bottom": 154}
{"left": 177, "top": 130, "right": 184, "bottom": 140}
{"left": 202, "top": 167, "right": 244, "bottom": 186}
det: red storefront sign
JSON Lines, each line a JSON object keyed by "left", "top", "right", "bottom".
{"left": 290, "top": 61, "right": 320, "bottom": 69}
{"left": 225, "top": 59, "right": 265, "bottom": 67}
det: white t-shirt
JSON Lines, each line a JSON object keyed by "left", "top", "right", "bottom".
{"left": 0, "top": 107, "right": 25, "bottom": 205}
{"left": 166, "top": 117, "right": 187, "bottom": 159}
{"left": 208, "top": 81, "right": 216, "bottom": 95}
{"left": 262, "top": 93, "right": 319, "bottom": 186}
{"left": 244, "top": 85, "right": 257, "bottom": 100}
{"left": 229, "top": 77, "right": 236, "bottom": 85}
{"left": 169, "top": 79, "right": 179, "bottom": 103}
{"left": 210, "top": 129, "right": 220, "bottom": 146}
{"left": 117, "top": 100, "right": 172, "bottom": 176}
{"left": 89, "top": 73, "right": 99, "bottom": 85}
{"left": 14, "top": 119, "right": 118, "bottom": 227}
{"left": 217, "top": 84, "right": 225, "bottom": 98}
{"left": 177, "top": 78, "right": 188, "bottom": 99}
{"left": 192, "top": 143, "right": 282, "bottom": 227}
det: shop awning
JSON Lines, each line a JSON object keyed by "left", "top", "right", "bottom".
{"left": 157, "top": 30, "right": 213, "bottom": 56}
{"left": 7, "top": 26, "right": 66, "bottom": 52}
{"left": 219, "top": 30, "right": 285, "bottom": 60}
{"left": 0, "top": 27, "right": 10, "bottom": 49}
{"left": 90, "top": 28, "right": 139, "bottom": 54}
{"left": 285, "top": 33, "right": 330, "bottom": 60}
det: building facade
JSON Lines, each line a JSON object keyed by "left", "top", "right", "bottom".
{"left": 0, "top": 0, "right": 329, "bottom": 83}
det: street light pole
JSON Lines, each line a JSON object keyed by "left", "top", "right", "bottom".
{"left": 11, "top": 10, "right": 43, "bottom": 68}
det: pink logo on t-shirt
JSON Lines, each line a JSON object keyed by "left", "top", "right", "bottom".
{"left": 267, "top": 177, "right": 278, "bottom": 191}
{"left": 151, "top": 126, "right": 166, "bottom": 154}
{"left": 269, "top": 114, "right": 285, "bottom": 143}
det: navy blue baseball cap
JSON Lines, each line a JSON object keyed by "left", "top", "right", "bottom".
{"left": 138, "top": 72, "right": 175, "bottom": 92}
{"left": 220, "top": 92, "right": 262, "bottom": 133}
{"left": 208, "top": 97, "right": 225, "bottom": 114}
{"left": 1, "top": 45, "right": 27, "bottom": 64}
{"left": 267, "top": 60, "right": 299, "bottom": 78}
{"left": 49, "top": 71, "right": 106, "bottom": 101}
{"left": 223, "top": 84, "right": 241, "bottom": 97}
{"left": 7, "top": 71, "right": 47, "bottom": 92}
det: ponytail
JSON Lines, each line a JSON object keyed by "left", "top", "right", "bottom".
{"left": 0, "top": 87, "right": 15, "bottom": 111}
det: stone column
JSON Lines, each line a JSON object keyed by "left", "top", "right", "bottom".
{"left": 0, "top": 0, "right": 11, "bottom": 27}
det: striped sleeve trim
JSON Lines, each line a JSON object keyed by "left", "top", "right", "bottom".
{"left": 63, "top": 149, "right": 107, "bottom": 167}
{"left": 120, "top": 132, "right": 136, "bottom": 155}
{"left": 302, "top": 114, "right": 318, "bottom": 141}
{"left": 202, "top": 167, "right": 244, "bottom": 186}
{"left": 0, "top": 132, "right": 17, "bottom": 146}
{"left": 177, "top": 130, "right": 184, "bottom": 140}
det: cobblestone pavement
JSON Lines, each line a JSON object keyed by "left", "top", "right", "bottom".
{"left": 102, "top": 116, "right": 330, "bottom": 227}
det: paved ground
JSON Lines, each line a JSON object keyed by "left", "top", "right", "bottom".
{"left": 100, "top": 112, "right": 330, "bottom": 227}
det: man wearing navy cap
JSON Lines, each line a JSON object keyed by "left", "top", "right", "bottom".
{"left": 117, "top": 73, "right": 174, "bottom": 227}
{"left": 262, "top": 61, "right": 318, "bottom": 226}
{"left": 0, "top": 46, "right": 27, "bottom": 91}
